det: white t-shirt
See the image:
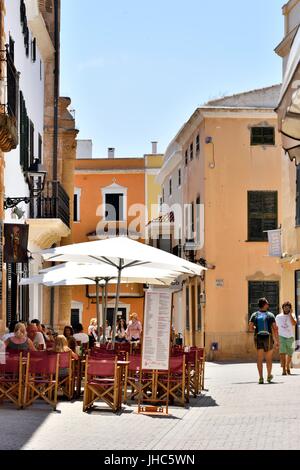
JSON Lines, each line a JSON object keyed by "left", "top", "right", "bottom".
{"left": 34, "top": 332, "right": 46, "bottom": 349}
{"left": 2, "top": 332, "right": 14, "bottom": 342}
{"left": 276, "top": 313, "right": 295, "bottom": 339}
{"left": 73, "top": 332, "right": 89, "bottom": 344}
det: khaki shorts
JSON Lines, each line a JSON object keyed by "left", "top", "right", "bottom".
{"left": 279, "top": 336, "right": 294, "bottom": 356}
{"left": 255, "top": 335, "right": 273, "bottom": 352}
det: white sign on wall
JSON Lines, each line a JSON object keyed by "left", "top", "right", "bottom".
{"left": 267, "top": 229, "right": 282, "bottom": 258}
{"left": 142, "top": 290, "right": 172, "bottom": 371}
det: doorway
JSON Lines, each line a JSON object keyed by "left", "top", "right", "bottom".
{"left": 106, "top": 307, "right": 127, "bottom": 328}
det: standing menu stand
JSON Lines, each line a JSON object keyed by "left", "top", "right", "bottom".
{"left": 138, "top": 290, "right": 172, "bottom": 416}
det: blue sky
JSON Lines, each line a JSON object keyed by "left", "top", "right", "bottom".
{"left": 60, "top": 0, "right": 284, "bottom": 157}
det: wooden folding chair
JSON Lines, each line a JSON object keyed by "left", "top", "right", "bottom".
{"left": 123, "top": 354, "right": 154, "bottom": 404}
{"left": 58, "top": 351, "right": 74, "bottom": 400}
{"left": 185, "top": 350, "right": 198, "bottom": 398}
{"left": 156, "top": 355, "right": 188, "bottom": 407}
{"left": 0, "top": 352, "right": 24, "bottom": 409}
{"left": 83, "top": 357, "right": 121, "bottom": 412}
{"left": 24, "top": 352, "right": 59, "bottom": 410}
{"left": 196, "top": 348, "right": 205, "bottom": 391}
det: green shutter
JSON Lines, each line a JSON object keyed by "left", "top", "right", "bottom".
{"left": 248, "top": 191, "right": 277, "bottom": 241}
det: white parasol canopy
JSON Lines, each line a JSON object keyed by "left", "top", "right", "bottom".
{"left": 37, "top": 237, "right": 205, "bottom": 342}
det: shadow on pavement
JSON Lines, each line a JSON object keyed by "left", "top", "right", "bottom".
{"left": 0, "top": 404, "right": 53, "bottom": 450}
{"left": 189, "top": 395, "right": 218, "bottom": 408}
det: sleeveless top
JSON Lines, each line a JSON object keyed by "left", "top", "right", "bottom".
{"left": 6, "top": 338, "right": 29, "bottom": 351}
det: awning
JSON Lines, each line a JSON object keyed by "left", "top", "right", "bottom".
{"left": 277, "top": 25, "right": 300, "bottom": 164}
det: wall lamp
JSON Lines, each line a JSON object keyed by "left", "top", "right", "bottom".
{"left": 4, "top": 160, "right": 47, "bottom": 210}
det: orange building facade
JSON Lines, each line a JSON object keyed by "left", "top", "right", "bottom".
{"left": 71, "top": 151, "right": 163, "bottom": 333}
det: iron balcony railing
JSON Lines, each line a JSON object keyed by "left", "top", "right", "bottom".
{"left": 1, "top": 45, "right": 19, "bottom": 121}
{"left": 30, "top": 181, "right": 70, "bottom": 228}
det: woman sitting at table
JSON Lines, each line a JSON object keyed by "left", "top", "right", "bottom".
{"left": 88, "top": 318, "right": 98, "bottom": 348}
{"left": 115, "top": 318, "right": 128, "bottom": 343}
{"left": 5, "top": 323, "right": 36, "bottom": 352}
{"left": 63, "top": 325, "right": 77, "bottom": 353}
{"left": 54, "top": 335, "right": 78, "bottom": 359}
{"left": 54, "top": 335, "right": 78, "bottom": 374}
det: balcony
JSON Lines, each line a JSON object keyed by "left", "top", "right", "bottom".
{"left": 0, "top": 46, "right": 19, "bottom": 152}
{"left": 27, "top": 181, "right": 71, "bottom": 249}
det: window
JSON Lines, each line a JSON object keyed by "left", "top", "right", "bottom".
{"left": 38, "top": 134, "right": 42, "bottom": 162}
{"left": 19, "top": 91, "right": 29, "bottom": 171}
{"left": 74, "top": 194, "right": 79, "bottom": 222}
{"left": 29, "top": 120, "right": 34, "bottom": 166}
{"left": 9, "top": 35, "right": 15, "bottom": 63}
{"left": 197, "top": 284, "right": 202, "bottom": 331}
{"left": 190, "top": 142, "right": 194, "bottom": 161}
{"left": 186, "top": 287, "right": 190, "bottom": 330}
{"left": 251, "top": 127, "right": 275, "bottom": 146}
{"left": 105, "top": 193, "right": 124, "bottom": 221}
{"left": 178, "top": 168, "right": 181, "bottom": 187}
{"left": 196, "top": 196, "right": 201, "bottom": 244}
{"left": 169, "top": 178, "right": 172, "bottom": 197}
{"left": 196, "top": 134, "right": 200, "bottom": 153}
{"left": 248, "top": 191, "right": 278, "bottom": 241}
{"left": 191, "top": 201, "right": 195, "bottom": 239}
{"left": 248, "top": 281, "right": 279, "bottom": 318}
{"left": 31, "top": 38, "right": 36, "bottom": 62}
{"left": 296, "top": 166, "right": 300, "bottom": 226}
{"left": 185, "top": 150, "right": 188, "bottom": 166}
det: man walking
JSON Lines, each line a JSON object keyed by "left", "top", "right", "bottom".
{"left": 249, "top": 298, "right": 279, "bottom": 384}
{"left": 276, "top": 302, "right": 297, "bottom": 375}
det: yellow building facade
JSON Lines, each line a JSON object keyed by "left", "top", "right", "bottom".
{"left": 159, "top": 86, "right": 283, "bottom": 360}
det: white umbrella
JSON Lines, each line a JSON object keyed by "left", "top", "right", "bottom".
{"left": 38, "top": 237, "right": 205, "bottom": 342}
{"left": 21, "top": 261, "right": 180, "bottom": 342}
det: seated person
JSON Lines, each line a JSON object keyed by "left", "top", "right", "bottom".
{"left": 5, "top": 323, "right": 36, "bottom": 352}
{"left": 27, "top": 324, "right": 46, "bottom": 350}
{"left": 73, "top": 323, "right": 89, "bottom": 346}
{"left": 63, "top": 325, "right": 77, "bottom": 353}
{"left": 115, "top": 318, "right": 128, "bottom": 343}
{"left": 54, "top": 335, "right": 78, "bottom": 377}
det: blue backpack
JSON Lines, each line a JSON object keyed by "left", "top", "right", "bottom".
{"left": 255, "top": 312, "right": 270, "bottom": 336}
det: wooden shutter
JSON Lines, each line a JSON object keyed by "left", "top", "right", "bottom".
{"left": 248, "top": 281, "right": 279, "bottom": 318}
{"left": 251, "top": 127, "right": 275, "bottom": 146}
{"left": 197, "top": 284, "right": 202, "bottom": 331}
{"left": 29, "top": 120, "right": 34, "bottom": 166}
{"left": 186, "top": 287, "right": 190, "bottom": 330}
{"left": 248, "top": 191, "right": 277, "bottom": 241}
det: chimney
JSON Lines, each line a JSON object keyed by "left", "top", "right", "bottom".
{"left": 151, "top": 141, "right": 158, "bottom": 155}
{"left": 108, "top": 147, "right": 115, "bottom": 159}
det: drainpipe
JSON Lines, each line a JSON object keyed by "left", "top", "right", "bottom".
{"left": 50, "top": 1, "right": 59, "bottom": 327}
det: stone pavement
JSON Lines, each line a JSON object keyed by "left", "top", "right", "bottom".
{"left": 1, "top": 362, "right": 300, "bottom": 450}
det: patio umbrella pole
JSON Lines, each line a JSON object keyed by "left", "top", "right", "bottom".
{"left": 112, "top": 259, "right": 123, "bottom": 344}
{"left": 103, "top": 279, "right": 109, "bottom": 343}
{"left": 95, "top": 278, "right": 101, "bottom": 343}
{"left": 101, "top": 283, "right": 105, "bottom": 344}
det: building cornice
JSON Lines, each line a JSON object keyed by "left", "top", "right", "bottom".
{"left": 25, "top": 0, "right": 55, "bottom": 61}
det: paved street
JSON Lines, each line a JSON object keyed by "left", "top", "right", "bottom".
{"left": 1, "top": 361, "right": 300, "bottom": 450}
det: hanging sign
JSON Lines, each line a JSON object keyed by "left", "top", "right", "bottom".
{"left": 4, "top": 223, "right": 29, "bottom": 264}
{"left": 267, "top": 229, "right": 282, "bottom": 258}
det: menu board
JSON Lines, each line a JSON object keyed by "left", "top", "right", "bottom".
{"left": 142, "top": 290, "right": 172, "bottom": 371}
